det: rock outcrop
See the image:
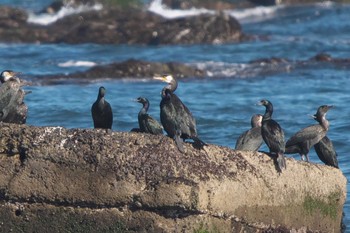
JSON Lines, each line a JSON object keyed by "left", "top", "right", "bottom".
{"left": 0, "top": 123, "right": 346, "bottom": 232}
{"left": 32, "top": 59, "right": 206, "bottom": 85}
{"left": 0, "top": 6, "right": 244, "bottom": 45}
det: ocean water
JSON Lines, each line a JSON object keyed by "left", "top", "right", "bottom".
{"left": 1, "top": 0, "right": 350, "bottom": 230}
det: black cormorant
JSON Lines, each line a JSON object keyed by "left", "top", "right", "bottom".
{"left": 91, "top": 86, "right": 113, "bottom": 130}
{"left": 153, "top": 74, "right": 205, "bottom": 152}
{"left": 285, "top": 105, "right": 333, "bottom": 162}
{"left": 135, "top": 97, "right": 163, "bottom": 135}
{"left": 314, "top": 136, "right": 339, "bottom": 168}
{"left": 235, "top": 114, "right": 263, "bottom": 151}
{"left": 258, "top": 99, "right": 286, "bottom": 172}
{"left": 311, "top": 110, "right": 338, "bottom": 168}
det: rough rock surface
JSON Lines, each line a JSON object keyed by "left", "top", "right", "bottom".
{"left": 0, "top": 81, "right": 28, "bottom": 124}
{"left": 0, "top": 6, "right": 244, "bottom": 45}
{"left": 0, "top": 123, "right": 346, "bottom": 232}
{"left": 32, "top": 59, "right": 206, "bottom": 85}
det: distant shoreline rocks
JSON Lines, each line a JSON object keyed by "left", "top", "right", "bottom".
{"left": 31, "top": 59, "right": 206, "bottom": 85}
{"left": 0, "top": 5, "right": 244, "bottom": 45}
{"left": 27, "top": 53, "right": 350, "bottom": 85}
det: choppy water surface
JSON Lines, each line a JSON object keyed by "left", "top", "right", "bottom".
{"left": 1, "top": 0, "right": 350, "bottom": 229}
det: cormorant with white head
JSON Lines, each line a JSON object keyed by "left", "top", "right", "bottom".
{"left": 135, "top": 97, "right": 163, "bottom": 135}
{"left": 258, "top": 99, "right": 286, "bottom": 172}
{"left": 285, "top": 105, "right": 333, "bottom": 162}
{"left": 91, "top": 86, "right": 113, "bottom": 130}
{"left": 235, "top": 114, "right": 263, "bottom": 151}
{"left": 153, "top": 74, "right": 205, "bottom": 152}
{"left": 1, "top": 70, "right": 21, "bottom": 84}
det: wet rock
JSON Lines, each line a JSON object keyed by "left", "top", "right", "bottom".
{"left": 0, "top": 123, "right": 346, "bottom": 232}
{"left": 159, "top": 0, "right": 332, "bottom": 9}
{"left": 0, "top": 6, "right": 244, "bottom": 45}
{"left": 0, "top": 81, "right": 28, "bottom": 124}
{"left": 162, "top": 0, "right": 254, "bottom": 10}
{"left": 32, "top": 59, "right": 206, "bottom": 85}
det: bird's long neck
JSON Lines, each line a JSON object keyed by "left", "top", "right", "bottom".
{"left": 140, "top": 101, "right": 149, "bottom": 114}
{"left": 166, "top": 79, "right": 177, "bottom": 93}
{"left": 161, "top": 88, "right": 172, "bottom": 100}
{"left": 263, "top": 103, "right": 273, "bottom": 121}
{"left": 161, "top": 79, "right": 177, "bottom": 99}
{"left": 98, "top": 95, "right": 105, "bottom": 107}
{"left": 318, "top": 114, "right": 330, "bottom": 130}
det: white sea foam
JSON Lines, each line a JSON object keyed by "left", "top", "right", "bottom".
{"left": 58, "top": 60, "right": 97, "bottom": 67}
{"left": 227, "top": 5, "right": 283, "bottom": 23}
{"left": 195, "top": 61, "right": 247, "bottom": 78}
{"left": 316, "top": 1, "right": 335, "bottom": 8}
{"left": 27, "top": 4, "right": 103, "bottom": 25}
{"left": 148, "top": 0, "right": 214, "bottom": 19}
{"left": 194, "top": 60, "right": 292, "bottom": 78}
{"left": 148, "top": 0, "right": 283, "bottom": 22}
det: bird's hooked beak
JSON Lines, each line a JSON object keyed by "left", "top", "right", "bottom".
{"left": 256, "top": 100, "right": 263, "bottom": 106}
{"left": 153, "top": 75, "right": 167, "bottom": 82}
{"left": 11, "top": 71, "right": 21, "bottom": 76}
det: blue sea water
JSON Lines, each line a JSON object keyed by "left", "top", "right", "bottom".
{"left": 1, "top": 0, "right": 350, "bottom": 230}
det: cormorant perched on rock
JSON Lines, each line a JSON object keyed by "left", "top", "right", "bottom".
{"left": 1, "top": 70, "right": 32, "bottom": 89}
{"left": 314, "top": 136, "right": 339, "bottom": 168}
{"left": 135, "top": 97, "right": 163, "bottom": 135}
{"left": 311, "top": 109, "right": 338, "bottom": 168}
{"left": 0, "top": 74, "right": 28, "bottom": 124}
{"left": 258, "top": 99, "right": 286, "bottom": 172}
{"left": 235, "top": 114, "right": 263, "bottom": 151}
{"left": 91, "top": 86, "right": 113, "bottom": 130}
{"left": 1, "top": 70, "right": 21, "bottom": 83}
{"left": 285, "top": 105, "right": 333, "bottom": 162}
{"left": 153, "top": 74, "right": 205, "bottom": 152}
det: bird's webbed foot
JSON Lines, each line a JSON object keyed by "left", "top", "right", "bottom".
{"left": 192, "top": 136, "right": 207, "bottom": 150}
{"left": 305, "top": 154, "right": 310, "bottom": 162}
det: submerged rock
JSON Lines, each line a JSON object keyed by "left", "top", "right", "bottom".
{"left": 0, "top": 123, "right": 346, "bottom": 232}
{"left": 0, "top": 81, "right": 28, "bottom": 124}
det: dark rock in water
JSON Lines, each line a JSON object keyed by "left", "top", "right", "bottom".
{"left": 162, "top": 0, "right": 254, "bottom": 10}
{"left": 32, "top": 59, "right": 206, "bottom": 85}
{"left": 0, "top": 123, "right": 346, "bottom": 232}
{"left": 0, "top": 81, "right": 28, "bottom": 124}
{"left": 248, "top": 0, "right": 279, "bottom": 6}
{"left": 0, "top": 6, "right": 244, "bottom": 45}
{"left": 248, "top": 0, "right": 326, "bottom": 6}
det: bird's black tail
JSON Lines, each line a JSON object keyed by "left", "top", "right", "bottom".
{"left": 276, "top": 153, "right": 287, "bottom": 172}
{"left": 174, "top": 131, "right": 185, "bottom": 153}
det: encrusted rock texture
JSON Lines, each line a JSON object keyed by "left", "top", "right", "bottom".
{"left": 0, "top": 123, "right": 346, "bottom": 232}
